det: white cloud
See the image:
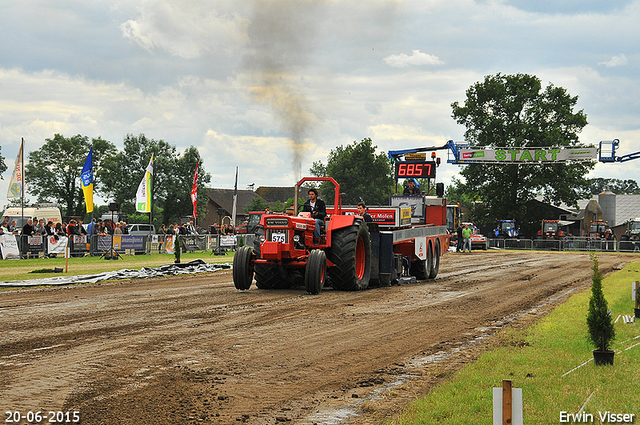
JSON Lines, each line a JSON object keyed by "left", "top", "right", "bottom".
{"left": 598, "top": 54, "right": 628, "bottom": 68}
{"left": 120, "top": 1, "right": 250, "bottom": 59}
{"left": 383, "top": 50, "right": 445, "bottom": 68}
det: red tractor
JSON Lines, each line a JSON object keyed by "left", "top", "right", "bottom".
{"left": 588, "top": 220, "right": 613, "bottom": 240}
{"left": 537, "top": 220, "right": 564, "bottom": 239}
{"left": 233, "top": 176, "right": 450, "bottom": 294}
{"left": 233, "top": 177, "right": 371, "bottom": 294}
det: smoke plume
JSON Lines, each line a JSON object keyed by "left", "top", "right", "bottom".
{"left": 241, "top": 0, "right": 321, "bottom": 178}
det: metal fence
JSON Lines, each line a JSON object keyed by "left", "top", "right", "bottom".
{"left": 0, "top": 233, "right": 257, "bottom": 259}
{"left": 488, "top": 237, "right": 631, "bottom": 252}
{"left": 3, "top": 232, "right": 637, "bottom": 260}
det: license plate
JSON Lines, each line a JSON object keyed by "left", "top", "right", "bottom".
{"left": 271, "top": 232, "right": 286, "bottom": 243}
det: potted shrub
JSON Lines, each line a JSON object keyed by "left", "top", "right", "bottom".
{"left": 586, "top": 253, "right": 615, "bottom": 365}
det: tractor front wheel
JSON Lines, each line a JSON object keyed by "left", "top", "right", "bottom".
{"left": 305, "top": 249, "right": 326, "bottom": 295}
{"left": 233, "top": 246, "right": 254, "bottom": 290}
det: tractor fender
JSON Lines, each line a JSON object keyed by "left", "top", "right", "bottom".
{"left": 326, "top": 214, "right": 358, "bottom": 233}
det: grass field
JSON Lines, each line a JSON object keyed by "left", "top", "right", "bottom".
{"left": 0, "top": 251, "right": 234, "bottom": 284}
{"left": 389, "top": 259, "right": 640, "bottom": 424}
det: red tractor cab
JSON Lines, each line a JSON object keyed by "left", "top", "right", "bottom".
{"left": 538, "top": 220, "right": 564, "bottom": 239}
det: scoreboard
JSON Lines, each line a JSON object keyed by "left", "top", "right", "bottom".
{"left": 394, "top": 160, "right": 437, "bottom": 179}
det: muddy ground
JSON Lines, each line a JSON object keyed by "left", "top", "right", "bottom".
{"left": 0, "top": 251, "right": 634, "bottom": 424}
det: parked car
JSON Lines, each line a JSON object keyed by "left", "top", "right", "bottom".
{"left": 127, "top": 224, "right": 156, "bottom": 235}
{"left": 462, "top": 222, "right": 488, "bottom": 250}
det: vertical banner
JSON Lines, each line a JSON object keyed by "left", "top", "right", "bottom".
{"left": 136, "top": 157, "right": 154, "bottom": 212}
{"left": 7, "top": 139, "right": 24, "bottom": 199}
{"left": 191, "top": 162, "right": 199, "bottom": 219}
{"left": 81, "top": 147, "right": 94, "bottom": 213}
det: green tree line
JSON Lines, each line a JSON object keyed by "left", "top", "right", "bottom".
{"left": 19, "top": 133, "right": 210, "bottom": 227}
{"left": 6, "top": 73, "right": 636, "bottom": 231}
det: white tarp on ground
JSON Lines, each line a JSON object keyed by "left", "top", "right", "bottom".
{"left": 0, "top": 259, "right": 231, "bottom": 287}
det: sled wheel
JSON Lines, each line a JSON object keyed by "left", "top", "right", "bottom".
{"left": 410, "top": 241, "right": 432, "bottom": 280}
{"left": 233, "top": 246, "right": 254, "bottom": 290}
{"left": 305, "top": 249, "right": 326, "bottom": 295}
{"left": 327, "top": 221, "right": 371, "bottom": 291}
{"left": 428, "top": 240, "right": 440, "bottom": 279}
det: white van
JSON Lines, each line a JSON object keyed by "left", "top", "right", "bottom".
{"left": 1, "top": 206, "right": 62, "bottom": 230}
{"left": 127, "top": 224, "right": 156, "bottom": 235}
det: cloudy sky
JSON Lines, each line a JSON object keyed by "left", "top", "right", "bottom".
{"left": 1, "top": 0, "right": 639, "bottom": 209}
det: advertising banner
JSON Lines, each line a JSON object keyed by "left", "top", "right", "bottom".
{"left": 121, "top": 235, "right": 144, "bottom": 250}
{"left": 165, "top": 235, "right": 175, "bottom": 254}
{"left": 458, "top": 147, "right": 597, "bottom": 163}
{"left": 48, "top": 235, "right": 68, "bottom": 255}
{"left": 0, "top": 234, "right": 20, "bottom": 259}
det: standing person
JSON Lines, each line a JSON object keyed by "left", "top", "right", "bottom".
{"left": 302, "top": 188, "right": 327, "bottom": 242}
{"left": 456, "top": 224, "right": 464, "bottom": 252}
{"left": 22, "top": 219, "right": 35, "bottom": 236}
{"left": 462, "top": 223, "right": 473, "bottom": 253}
{"left": 21, "top": 219, "right": 35, "bottom": 258}
{"left": 46, "top": 221, "right": 55, "bottom": 236}
{"left": 173, "top": 224, "right": 181, "bottom": 263}
{"left": 357, "top": 202, "right": 373, "bottom": 223}
{"left": 186, "top": 220, "right": 196, "bottom": 235}
{"left": 54, "top": 223, "right": 65, "bottom": 237}
{"left": 87, "top": 219, "right": 96, "bottom": 236}
{"left": 35, "top": 218, "right": 47, "bottom": 235}
{"left": 78, "top": 219, "right": 87, "bottom": 235}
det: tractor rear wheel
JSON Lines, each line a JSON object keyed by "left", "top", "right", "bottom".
{"left": 428, "top": 240, "right": 440, "bottom": 279}
{"left": 305, "top": 249, "right": 326, "bottom": 294}
{"left": 327, "top": 221, "right": 371, "bottom": 291}
{"left": 233, "top": 246, "right": 254, "bottom": 290}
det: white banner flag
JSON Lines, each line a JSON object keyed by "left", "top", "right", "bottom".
{"left": 136, "top": 157, "right": 154, "bottom": 212}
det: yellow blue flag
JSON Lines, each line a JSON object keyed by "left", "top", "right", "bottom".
{"left": 81, "top": 148, "right": 94, "bottom": 213}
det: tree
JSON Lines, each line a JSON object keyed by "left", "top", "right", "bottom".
{"left": 587, "top": 177, "right": 640, "bottom": 195}
{"left": 245, "top": 197, "right": 271, "bottom": 213}
{"left": 586, "top": 253, "right": 615, "bottom": 353}
{"left": 163, "top": 146, "right": 211, "bottom": 225}
{"left": 309, "top": 138, "right": 394, "bottom": 205}
{"left": 0, "top": 146, "right": 7, "bottom": 177}
{"left": 25, "top": 134, "right": 116, "bottom": 216}
{"left": 100, "top": 135, "right": 210, "bottom": 227}
{"left": 451, "top": 73, "right": 593, "bottom": 226}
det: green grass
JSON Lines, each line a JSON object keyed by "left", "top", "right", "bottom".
{"left": 390, "top": 260, "right": 640, "bottom": 425}
{"left": 0, "top": 251, "right": 234, "bottom": 284}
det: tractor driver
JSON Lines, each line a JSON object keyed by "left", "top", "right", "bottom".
{"left": 403, "top": 178, "right": 421, "bottom": 196}
{"left": 303, "top": 188, "right": 327, "bottom": 242}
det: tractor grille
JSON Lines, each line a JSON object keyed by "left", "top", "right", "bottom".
{"left": 265, "top": 218, "right": 289, "bottom": 227}
{"left": 265, "top": 229, "right": 289, "bottom": 243}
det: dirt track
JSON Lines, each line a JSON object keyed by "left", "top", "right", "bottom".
{"left": 0, "top": 251, "right": 634, "bottom": 424}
